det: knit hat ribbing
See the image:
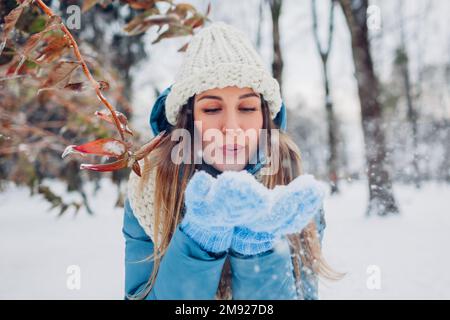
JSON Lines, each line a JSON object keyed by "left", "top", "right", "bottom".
{"left": 165, "top": 21, "right": 282, "bottom": 126}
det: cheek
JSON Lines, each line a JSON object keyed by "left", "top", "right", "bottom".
{"left": 194, "top": 118, "right": 219, "bottom": 149}
{"left": 243, "top": 114, "right": 263, "bottom": 144}
{"left": 194, "top": 111, "right": 210, "bottom": 138}
{"left": 194, "top": 109, "right": 219, "bottom": 132}
{"left": 250, "top": 114, "right": 263, "bottom": 130}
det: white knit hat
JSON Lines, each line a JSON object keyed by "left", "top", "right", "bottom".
{"left": 165, "top": 21, "right": 282, "bottom": 126}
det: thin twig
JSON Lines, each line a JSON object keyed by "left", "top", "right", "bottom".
{"left": 34, "top": 0, "right": 125, "bottom": 140}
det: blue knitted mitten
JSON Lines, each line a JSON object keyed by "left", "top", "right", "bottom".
{"left": 231, "top": 174, "right": 326, "bottom": 255}
{"left": 180, "top": 170, "right": 270, "bottom": 253}
{"left": 230, "top": 226, "right": 275, "bottom": 256}
{"left": 211, "top": 170, "right": 270, "bottom": 227}
{"left": 257, "top": 174, "right": 326, "bottom": 236}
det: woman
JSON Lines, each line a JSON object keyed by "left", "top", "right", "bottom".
{"left": 123, "top": 22, "right": 339, "bottom": 300}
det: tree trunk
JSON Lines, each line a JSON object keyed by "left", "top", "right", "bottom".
{"left": 324, "top": 62, "right": 339, "bottom": 193}
{"left": 312, "top": 0, "right": 339, "bottom": 193}
{"left": 269, "top": 0, "right": 284, "bottom": 92}
{"left": 339, "top": 0, "right": 399, "bottom": 216}
{"left": 256, "top": 0, "right": 265, "bottom": 51}
{"left": 398, "top": 0, "right": 420, "bottom": 187}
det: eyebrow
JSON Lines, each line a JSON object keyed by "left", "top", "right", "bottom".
{"left": 197, "top": 92, "right": 259, "bottom": 102}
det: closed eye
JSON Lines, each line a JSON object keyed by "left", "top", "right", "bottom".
{"left": 203, "top": 108, "right": 221, "bottom": 114}
{"left": 202, "top": 106, "right": 258, "bottom": 114}
{"left": 240, "top": 107, "right": 257, "bottom": 113}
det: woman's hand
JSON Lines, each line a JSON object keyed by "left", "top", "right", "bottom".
{"left": 231, "top": 174, "right": 326, "bottom": 256}
{"left": 181, "top": 170, "right": 325, "bottom": 256}
{"left": 210, "top": 170, "right": 270, "bottom": 227}
{"left": 249, "top": 174, "right": 325, "bottom": 236}
{"left": 180, "top": 170, "right": 270, "bottom": 253}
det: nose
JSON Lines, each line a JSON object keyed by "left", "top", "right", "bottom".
{"left": 221, "top": 109, "right": 243, "bottom": 138}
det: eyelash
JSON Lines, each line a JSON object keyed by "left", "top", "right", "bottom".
{"left": 203, "top": 107, "right": 257, "bottom": 114}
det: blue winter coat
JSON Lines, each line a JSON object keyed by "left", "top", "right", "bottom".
{"left": 122, "top": 86, "right": 326, "bottom": 300}
{"left": 123, "top": 200, "right": 326, "bottom": 300}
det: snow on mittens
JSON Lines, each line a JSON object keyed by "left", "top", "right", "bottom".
{"left": 184, "top": 170, "right": 270, "bottom": 228}
{"left": 184, "top": 169, "right": 326, "bottom": 237}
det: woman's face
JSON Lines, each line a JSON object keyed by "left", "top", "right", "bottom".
{"left": 193, "top": 86, "right": 263, "bottom": 172}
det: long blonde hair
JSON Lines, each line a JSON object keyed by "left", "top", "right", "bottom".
{"left": 127, "top": 94, "right": 343, "bottom": 300}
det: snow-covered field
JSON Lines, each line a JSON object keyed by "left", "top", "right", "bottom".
{"left": 0, "top": 179, "right": 124, "bottom": 299}
{"left": 321, "top": 180, "right": 450, "bottom": 299}
{"left": 1, "top": 179, "right": 449, "bottom": 299}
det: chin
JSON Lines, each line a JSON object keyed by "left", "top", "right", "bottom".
{"left": 212, "top": 163, "right": 246, "bottom": 172}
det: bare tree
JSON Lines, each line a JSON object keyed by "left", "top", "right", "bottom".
{"left": 394, "top": 0, "right": 420, "bottom": 187}
{"left": 268, "top": 0, "right": 284, "bottom": 93}
{"left": 311, "top": 0, "right": 339, "bottom": 193}
{"left": 339, "top": 0, "right": 399, "bottom": 216}
{"left": 256, "top": 0, "right": 265, "bottom": 51}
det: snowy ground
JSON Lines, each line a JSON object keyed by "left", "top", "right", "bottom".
{"left": 320, "top": 180, "right": 450, "bottom": 299}
{"left": 1, "top": 179, "right": 449, "bottom": 299}
{"left": 0, "top": 179, "right": 124, "bottom": 299}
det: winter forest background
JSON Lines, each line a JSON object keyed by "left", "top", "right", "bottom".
{"left": 1, "top": 0, "right": 449, "bottom": 299}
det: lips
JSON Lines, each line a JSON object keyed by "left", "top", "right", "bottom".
{"left": 222, "top": 144, "right": 244, "bottom": 156}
